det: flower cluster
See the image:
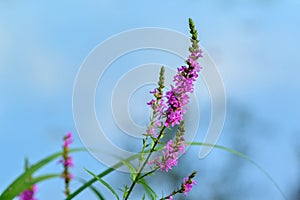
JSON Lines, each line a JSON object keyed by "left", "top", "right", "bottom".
{"left": 148, "top": 20, "right": 202, "bottom": 174}
{"left": 162, "top": 171, "right": 197, "bottom": 199}
{"left": 19, "top": 185, "right": 37, "bottom": 200}
{"left": 59, "top": 132, "right": 74, "bottom": 197}
{"left": 165, "top": 49, "right": 202, "bottom": 127}
{"left": 60, "top": 132, "right": 74, "bottom": 169}
{"left": 147, "top": 50, "right": 202, "bottom": 129}
{"left": 149, "top": 122, "right": 186, "bottom": 172}
{"left": 156, "top": 139, "right": 184, "bottom": 172}
{"left": 182, "top": 172, "right": 197, "bottom": 196}
{"left": 164, "top": 18, "right": 202, "bottom": 127}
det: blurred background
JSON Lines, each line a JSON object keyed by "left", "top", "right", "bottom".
{"left": 1, "top": 0, "right": 299, "bottom": 199}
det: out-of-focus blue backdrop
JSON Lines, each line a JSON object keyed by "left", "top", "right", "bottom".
{"left": 1, "top": 1, "right": 299, "bottom": 199}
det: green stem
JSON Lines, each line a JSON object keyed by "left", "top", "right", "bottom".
{"left": 124, "top": 127, "right": 165, "bottom": 200}
{"left": 160, "top": 189, "right": 180, "bottom": 200}
{"left": 137, "top": 168, "right": 158, "bottom": 181}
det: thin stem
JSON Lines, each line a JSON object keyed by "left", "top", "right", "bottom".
{"left": 159, "top": 189, "right": 181, "bottom": 200}
{"left": 137, "top": 167, "right": 158, "bottom": 181}
{"left": 124, "top": 126, "right": 165, "bottom": 200}
{"left": 137, "top": 134, "right": 149, "bottom": 170}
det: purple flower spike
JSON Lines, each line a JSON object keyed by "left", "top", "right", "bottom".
{"left": 165, "top": 49, "right": 202, "bottom": 128}
{"left": 60, "top": 132, "right": 74, "bottom": 197}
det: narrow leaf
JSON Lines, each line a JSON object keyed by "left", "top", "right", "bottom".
{"left": 121, "top": 160, "right": 137, "bottom": 181}
{"left": 138, "top": 178, "right": 157, "bottom": 200}
{"left": 76, "top": 178, "right": 105, "bottom": 200}
{"left": 85, "top": 169, "right": 119, "bottom": 200}
{"left": 67, "top": 153, "right": 140, "bottom": 200}
{"left": 0, "top": 148, "right": 84, "bottom": 199}
{"left": 187, "top": 142, "right": 288, "bottom": 200}
{"left": 26, "top": 174, "right": 61, "bottom": 194}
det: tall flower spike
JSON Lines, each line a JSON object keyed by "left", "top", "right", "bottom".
{"left": 125, "top": 19, "right": 201, "bottom": 200}
{"left": 59, "top": 132, "right": 74, "bottom": 197}
{"left": 19, "top": 158, "right": 37, "bottom": 200}
{"left": 164, "top": 18, "right": 202, "bottom": 127}
{"left": 149, "top": 19, "right": 202, "bottom": 171}
{"left": 146, "top": 66, "right": 167, "bottom": 138}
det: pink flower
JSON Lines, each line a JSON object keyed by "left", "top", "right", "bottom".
{"left": 168, "top": 195, "right": 173, "bottom": 200}
{"left": 58, "top": 156, "right": 74, "bottom": 167}
{"left": 147, "top": 48, "right": 202, "bottom": 131}
{"left": 65, "top": 156, "right": 74, "bottom": 167}
{"left": 67, "top": 173, "right": 74, "bottom": 180}
{"left": 19, "top": 185, "right": 37, "bottom": 200}
{"left": 146, "top": 126, "right": 157, "bottom": 138}
{"left": 150, "top": 139, "right": 185, "bottom": 172}
{"left": 164, "top": 50, "right": 202, "bottom": 128}
{"left": 148, "top": 20, "right": 202, "bottom": 174}
{"left": 183, "top": 175, "right": 197, "bottom": 196}
{"left": 63, "top": 132, "right": 73, "bottom": 148}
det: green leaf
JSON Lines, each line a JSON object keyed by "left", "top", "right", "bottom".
{"left": 138, "top": 178, "right": 157, "bottom": 200}
{"left": 76, "top": 178, "right": 105, "bottom": 200}
{"left": 67, "top": 153, "right": 140, "bottom": 200}
{"left": 0, "top": 174, "right": 60, "bottom": 200}
{"left": 0, "top": 148, "right": 84, "bottom": 199}
{"left": 68, "top": 147, "right": 158, "bottom": 200}
{"left": 31, "top": 174, "right": 61, "bottom": 184}
{"left": 122, "top": 185, "right": 129, "bottom": 199}
{"left": 22, "top": 173, "right": 61, "bottom": 194}
{"left": 121, "top": 160, "right": 137, "bottom": 181}
{"left": 187, "top": 142, "right": 288, "bottom": 200}
{"left": 85, "top": 169, "right": 119, "bottom": 200}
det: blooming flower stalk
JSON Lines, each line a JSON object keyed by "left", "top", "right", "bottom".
{"left": 164, "top": 19, "right": 202, "bottom": 127}
{"left": 147, "top": 19, "right": 202, "bottom": 129}
{"left": 182, "top": 172, "right": 197, "bottom": 196}
{"left": 146, "top": 66, "right": 167, "bottom": 138}
{"left": 124, "top": 18, "right": 201, "bottom": 200}
{"left": 59, "top": 132, "right": 74, "bottom": 197}
{"left": 149, "top": 18, "right": 202, "bottom": 172}
{"left": 161, "top": 171, "right": 197, "bottom": 200}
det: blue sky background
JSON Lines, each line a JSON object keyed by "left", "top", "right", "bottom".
{"left": 1, "top": 1, "right": 300, "bottom": 199}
